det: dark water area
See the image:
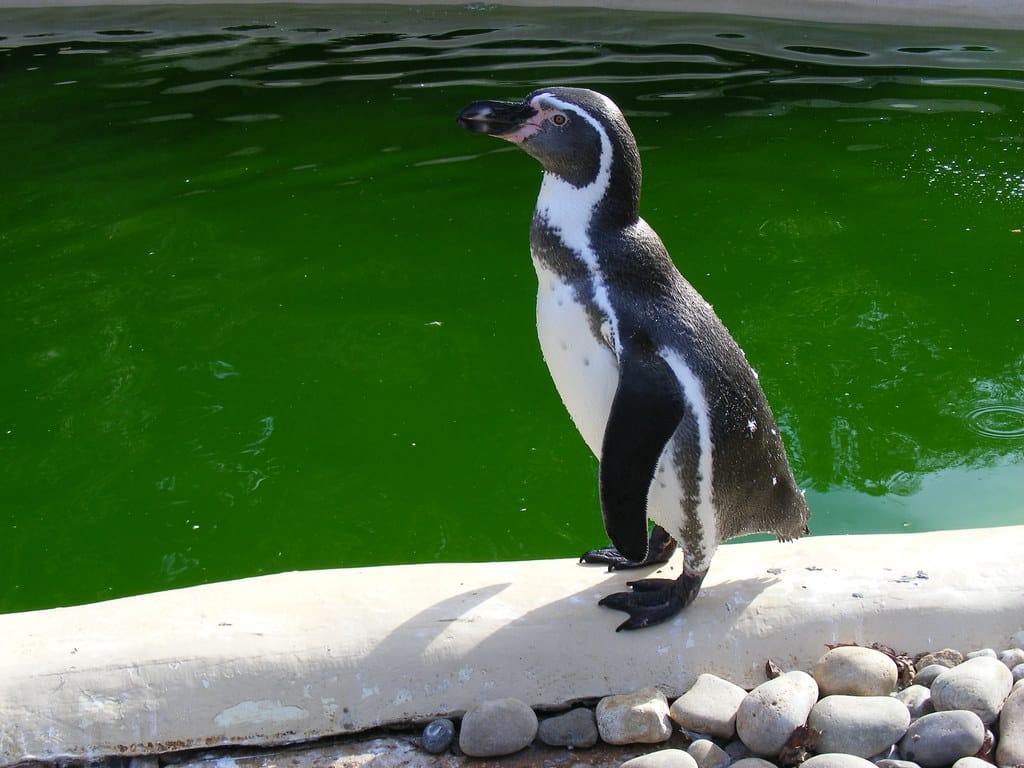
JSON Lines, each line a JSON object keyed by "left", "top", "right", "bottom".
{"left": 1, "top": 5, "right": 1022, "bottom": 614}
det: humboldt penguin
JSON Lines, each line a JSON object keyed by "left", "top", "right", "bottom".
{"left": 456, "top": 87, "right": 810, "bottom": 630}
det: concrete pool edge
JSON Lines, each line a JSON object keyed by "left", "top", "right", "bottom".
{"left": 1, "top": 526, "right": 1023, "bottom": 766}
{"left": 0, "top": 0, "right": 1023, "bottom": 30}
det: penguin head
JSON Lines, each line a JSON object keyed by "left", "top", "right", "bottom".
{"left": 458, "top": 87, "right": 642, "bottom": 220}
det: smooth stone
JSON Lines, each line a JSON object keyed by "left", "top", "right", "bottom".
{"left": 895, "top": 685, "right": 934, "bottom": 720}
{"left": 930, "top": 656, "right": 1013, "bottom": 724}
{"left": 802, "top": 754, "right": 876, "bottom": 768}
{"left": 808, "top": 695, "right": 910, "bottom": 758}
{"left": 915, "top": 649, "right": 963, "bottom": 670}
{"left": 965, "top": 648, "right": 996, "bottom": 660}
{"left": 875, "top": 760, "right": 921, "bottom": 768}
{"left": 897, "top": 710, "right": 985, "bottom": 768}
{"left": 814, "top": 647, "right": 898, "bottom": 696}
{"left": 999, "top": 647, "right": 1024, "bottom": 669}
{"left": 725, "top": 739, "right": 753, "bottom": 760}
{"left": 421, "top": 718, "right": 454, "bottom": 754}
{"left": 912, "top": 665, "right": 948, "bottom": 688}
{"left": 670, "top": 672, "right": 749, "bottom": 739}
{"left": 1014, "top": 663, "right": 1024, "bottom": 683}
{"left": 458, "top": 697, "right": 538, "bottom": 757}
{"left": 620, "top": 748, "right": 699, "bottom": 768}
{"left": 736, "top": 670, "right": 819, "bottom": 757}
{"left": 597, "top": 687, "right": 673, "bottom": 746}
{"left": 688, "top": 738, "right": 730, "bottom": 768}
{"left": 951, "top": 757, "right": 992, "bottom": 768}
{"left": 537, "top": 707, "right": 598, "bottom": 748}
{"left": 996, "top": 680, "right": 1024, "bottom": 768}
{"left": 729, "top": 759, "right": 777, "bottom": 768}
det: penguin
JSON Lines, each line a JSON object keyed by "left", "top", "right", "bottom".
{"left": 456, "top": 87, "right": 810, "bottom": 631}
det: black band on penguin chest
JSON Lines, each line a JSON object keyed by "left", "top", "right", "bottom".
{"left": 531, "top": 219, "right": 610, "bottom": 345}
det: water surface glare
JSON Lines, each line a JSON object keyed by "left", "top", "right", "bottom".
{"left": 1, "top": 5, "right": 1023, "bottom": 613}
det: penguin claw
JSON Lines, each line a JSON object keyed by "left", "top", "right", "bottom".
{"left": 579, "top": 525, "right": 678, "bottom": 571}
{"left": 598, "top": 570, "right": 706, "bottom": 631}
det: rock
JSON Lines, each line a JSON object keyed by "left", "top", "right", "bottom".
{"left": 808, "top": 694, "right": 910, "bottom": 758}
{"left": 965, "top": 648, "right": 996, "bottom": 660}
{"left": 897, "top": 710, "right": 985, "bottom": 768}
{"left": 802, "top": 754, "right": 876, "bottom": 768}
{"left": 1014, "top": 663, "right": 1024, "bottom": 683}
{"left": 735, "top": 670, "right": 818, "bottom": 757}
{"left": 537, "top": 707, "right": 598, "bottom": 748}
{"left": 813, "top": 646, "right": 898, "bottom": 696}
{"left": 912, "top": 665, "right": 948, "bottom": 688}
{"left": 620, "top": 748, "right": 699, "bottom": 768}
{"left": 725, "top": 739, "right": 753, "bottom": 761}
{"left": 930, "top": 656, "right": 1013, "bottom": 724}
{"left": 999, "top": 647, "right": 1024, "bottom": 669}
{"left": 895, "top": 685, "right": 933, "bottom": 720}
{"left": 458, "top": 697, "right": 538, "bottom": 757}
{"left": 729, "top": 759, "right": 777, "bottom": 768}
{"left": 915, "top": 649, "right": 963, "bottom": 670}
{"left": 951, "top": 757, "right": 992, "bottom": 768}
{"left": 421, "top": 718, "right": 455, "bottom": 754}
{"left": 670, "top": 673, "right": 749, "bottom": 739}
{"left": 875, "top": 760, "right": 921, "bottom": 768}
{"left": 688, "top": 739, "right": 730, "bottom": 768}
{"left": 996, "top": 680, "right": 1024, "bottom": 768}
{"left": 596, "top": 687, "right": 673, "bottom": 745}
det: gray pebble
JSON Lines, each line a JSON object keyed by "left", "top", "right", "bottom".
{"left": 912, "top": 664, "right": 948, "bottom": 687}
{"left": 621, "top": 748, "right": 699, "bottom": 768}
{"left": 875, "top": 760, "right": 921, "bottom": 768}
{"left": 964, "top": 648, "right": 996, "bottom": 660}
{"left": 729, "top": 759, "right": 777, "bottom": 768}
{"left": 670, "top": 672, "right": 748, "bottom": 739}
{"left": 808, "top": 695, "right": 910, "bottom": 758}
{"left": 537, "top": 707, "right": 598, "bottom": 748}
{"left": 951, "top": 757, "right": 992, "bottom": 768}
{"left": 801, "top": 754, "right": 875, "bottom": 768}
{"left": 127, "top": 758, "right": 160, "bottom": 768}
{"left": 597, "top": 687, "right": 673, "bottom": 745}
{"left": 895, "top": 685, "right": 933, "bottom": 720}
{"left": 897, "top": 710, "right": 985, "bottom": 768}
{"left": 915, "top": 649, "right": 963, "bottom": 670}
{"left": 725, "top": 738, "right": 753, "bottom": 761}
{"left": 931, "top": 656, "right": 1013, "bottom": 724}
{"left": 996, "top": 680, "right": 1024, "bottom": 768}
{"left": 736, "top": 670, "right": 818, "bottom": 757}
{"left": 1014, "top": 663, "right": 1024, "bottom": 683}
{"left": 421, "top": 718, "right": 454, "bottom": 754}
{"left": 458, "top": 697, "right": 538, "bottom": 757}
{"left": 688, "top": 738, "right": 730, "bottom": 768}
{"left": 813, "top": 646, "right": 898, "bottom": 696}
{"left": 999, "top": 647, "right": 1024, "bottom": 669}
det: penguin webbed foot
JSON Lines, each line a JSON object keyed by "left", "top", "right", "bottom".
{"left": 579, "top": 525, "right": 677, "bottom": 571}
{"left": 599, "top": 569, "right": 705, "bottom": 631}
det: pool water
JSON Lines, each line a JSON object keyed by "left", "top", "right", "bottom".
{"left": 1, "top": 5, "right": 1022, "bottom": 614}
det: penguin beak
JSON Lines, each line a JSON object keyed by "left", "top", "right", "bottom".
{"left": 457, "top": 98, "right": 539, "bottom": 143}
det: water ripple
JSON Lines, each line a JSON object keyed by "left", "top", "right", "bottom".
{"left": 965, "top": 405, "right": 1024, "bottom": 439}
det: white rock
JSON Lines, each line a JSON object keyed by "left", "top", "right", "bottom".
{"left": 670, "top": 673, "right": 749, "bottom": 739}
{"left": 813, "top": 646, "right": 898, "bottom": 696}
{"left": 951, "top": 757, "right": 992, "bottom": 768}
{"left": 875, "top": 760, "right": 921, "bottom": 768}
{"left": 621, "top": 748, "right": 699, "bottom": 768}
{"left": 965, "top": 648, "right": 996, "bottom": 660}
{"left": 458, "top": 697, "right": 537, "bottom": 757}
{"left": 808, "top": 694, "right": 910, "bottom": 757}
{"left": 996, "top": 680, "right": 1024, "bottom": 768}
{"left": 895, "top": 685, "right": 933, "bottom": 720}
{"left": 802, "top": 754, "right": 876, "bottom": 768}
{"left": 596, "top": 687, "right": 673, "bottom": 745}
{"left": 930, "top": 656, "right": 1013, "bottom": 724}
{"left": 898, "top": 710, "right": 985, "bottom": 768}
{"left": 735, "top": 670, "right": 818, "bottom": 757}
{"left": 688, "top": 738, "right": 730, "bottom": 768}
{"left": 729, "top": 759, "right": 777, "bottom": 768}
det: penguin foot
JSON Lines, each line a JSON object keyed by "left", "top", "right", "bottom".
{"left": 579, "top": 525, "right": 677, "bottom": 571}
{"left": 598, "top": 569, "right": 705, "bottom": 631}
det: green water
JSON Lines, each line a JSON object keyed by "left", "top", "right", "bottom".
{"left": 2, "top": 5, "right": 1022, "bottom": 615}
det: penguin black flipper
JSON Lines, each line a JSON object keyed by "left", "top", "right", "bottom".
{"left": 597, "top": 338, "right": 685, "bottom": 563}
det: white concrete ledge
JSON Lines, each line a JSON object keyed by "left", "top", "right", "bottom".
{"left": 2, "top": 527, "right": 1023, "bottom": 766}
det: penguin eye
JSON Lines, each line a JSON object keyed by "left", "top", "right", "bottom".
{"left": 550, "top": 113, "right": 568, "bottom": 127}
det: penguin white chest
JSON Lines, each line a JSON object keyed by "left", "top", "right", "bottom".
{"left": 532, "top": 259, "right": 619, "bottom": 458}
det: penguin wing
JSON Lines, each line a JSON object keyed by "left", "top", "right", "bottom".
{"left": 599, "top": 339, "right": 685, "bottom": 561}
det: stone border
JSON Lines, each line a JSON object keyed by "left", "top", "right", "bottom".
{"left": 2, "top": 527, "right": 1023, "bottom": 766}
